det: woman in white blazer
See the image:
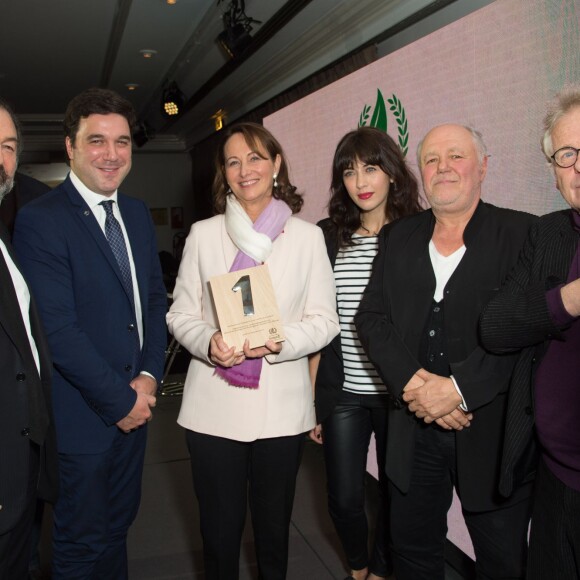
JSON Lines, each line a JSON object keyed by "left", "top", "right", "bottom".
{"left": 167, "top": 122, "right": 339, "bottom": 580}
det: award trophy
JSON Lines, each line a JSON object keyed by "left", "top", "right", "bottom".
{"left": 209, "top": 264, "right": 285, "bottom": 352}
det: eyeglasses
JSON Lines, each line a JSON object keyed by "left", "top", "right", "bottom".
{"left": 551, "top": 147, "right": 580, "bottom": 168}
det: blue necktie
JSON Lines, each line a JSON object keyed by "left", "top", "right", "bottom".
{"left": 100, "top": 200, "right": 134, "bottom": 305}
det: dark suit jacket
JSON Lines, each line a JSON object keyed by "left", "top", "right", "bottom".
{"left": 0, "top": 224, "right": 57, "bottom": 535}
{"left": 13, "top": 177, "right": 167, "bottom": 454}
{"left": 480, "top": 209, "right": 578, "bottom": 496}
{"left": 355, "top": 201, "right": 536, "bottom": 511}
{"left": 0, "top": 172, "right": 50, "bottom": 237}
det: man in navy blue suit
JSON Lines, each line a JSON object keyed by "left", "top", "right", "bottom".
{"left": 14, "top": 88, "right": 167, "bottom": 579}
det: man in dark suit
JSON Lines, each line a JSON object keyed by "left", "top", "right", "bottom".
{"left": 355, "top": 124, "right": 537, "bottom": 580}
{"left": 14, "top": 88, "right": 167, "bottom": 579}
{"left": 481, "top": 86, "right": 580, "bottom": 580}
{"left": 0, "top": 98, "right": 56, "bottom": 579}
{"left": 0, "top": 172, "right": 51, "bottom": 237}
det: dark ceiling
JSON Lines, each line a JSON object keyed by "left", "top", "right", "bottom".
{"left": 1, "top": 0, "right": 468, "bottom": 155}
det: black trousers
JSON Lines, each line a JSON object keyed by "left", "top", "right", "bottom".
{"left": 186, "top": 430, "right": 305, "bottom": 580}
{"left": 0, "top": 442, "right": 39, "bottom": 580}
{"left": 389, "top": 424, "right": 532, "bottom": 580}
{"left": 322, "top": 390, "right": 391, "bottom": 577}
{"left": 528, "top": 459, "right": 580, "bottom": 580}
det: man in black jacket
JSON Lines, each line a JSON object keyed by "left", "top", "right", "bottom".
{"left": 0, "top": 98, "right": 56, "bottom": 579}
{"left": 356, "top": 124, "right": 536, "bottom": 579}
{"left": 481, "top": 86, "right": 580, "bottom": 580}
{"left": 0, "top": 172, "right": 50, "bottom": 238}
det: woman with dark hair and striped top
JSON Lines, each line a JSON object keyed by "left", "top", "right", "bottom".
{"left": 310, "top": 127, "right": 422, "bottom": 580}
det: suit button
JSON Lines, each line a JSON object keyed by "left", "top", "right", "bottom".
{"left": 127, "top": 324, "right": 135, "bottom": 331}
{"left": 21, "top": 427, "right": 30, "bottom": 436}
{"left": 524, "top": 406, "right": 533, "bottom": 415}
{"left": 16, "top": 373, "right": 26, "bottom": 381}
{"left": 125, "top": 365, "right": 132, "bottom": 372}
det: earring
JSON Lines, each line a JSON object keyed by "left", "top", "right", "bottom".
{"left": 273, "top": 173, "right": 278, "bottom": 188}
{"left": 227, "top": 187, "right": 232, "bottom": 193}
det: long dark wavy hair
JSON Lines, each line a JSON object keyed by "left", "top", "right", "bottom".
{"left": 329, "top": 127, "right": 423, "bottom": 247}
{"left": 213, "top": 122, "right": 303, "bottom": 215}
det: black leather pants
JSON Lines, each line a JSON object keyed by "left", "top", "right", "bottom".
{"left": 322, "top": 390, "right": 391, "bottom": 577}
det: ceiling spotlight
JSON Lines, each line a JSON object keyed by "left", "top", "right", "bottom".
{"left": 162, "top": 82, "right": 186, "bottom": 117}
{"left": 125, "top": 83, "right": 139, "bottom": 91}
{"left": 140, "top": 49, "right": 158, "bottom": 59}
{"left": 217, "top": 0, "right": 261, "bottom": 59}
{"left": 166, "top": 0, "right": 178, "bottom": 3}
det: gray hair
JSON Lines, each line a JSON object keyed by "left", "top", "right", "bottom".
{"left": 0, "top": 97, "right": 22, "bottom": 160}
{"left": 541, "top": 85, "right": 580, "bottom": 161}
{"left": 416, "top": 124, "right": 488, "bottom": 168}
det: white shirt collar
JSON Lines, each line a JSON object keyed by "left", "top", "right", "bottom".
{"left": 69, "top": 170, "right": 119, "bottom": 210}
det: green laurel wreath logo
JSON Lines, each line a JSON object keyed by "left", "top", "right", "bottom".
{"left": 358, "top": 90, "right": 409, "bottom": 157}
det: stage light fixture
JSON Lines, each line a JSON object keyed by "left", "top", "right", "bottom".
{"left": 216, "top": 0, "right": 261, "bottom": 59}
{"left": 161, "top": 82, "right": 186, "bottom": 118}
{"left": 133, "top": 121, "right": 155, "bottom": 148}
{"left": 217, "top": 23, "right": 252, "bottom": 59}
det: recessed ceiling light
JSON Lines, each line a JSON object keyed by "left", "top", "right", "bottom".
{"left": 166, "top": 0, "right": 178, "bottom": 4}
{"left": 140, "top": 49, "right": 157, "bottom": 59}
{"left": 126, "top": 83, "right": 139, "bottom": 91}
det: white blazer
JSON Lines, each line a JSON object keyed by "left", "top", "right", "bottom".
{"left": 167, "top": 214, "right": 339, "bottom": 441}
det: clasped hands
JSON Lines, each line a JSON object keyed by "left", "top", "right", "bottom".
{"left": 209, "top": 331, "right": 282, "bottom": 368}
{"left": 402, "top": 368, "right": 473, "bottom": 431}
{"left": 116, "top": 374, "right": 157, "bottom": 433}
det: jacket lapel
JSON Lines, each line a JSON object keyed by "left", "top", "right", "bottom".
{"left": 118, "top": 194, "right": 146, "bottom": 304}
{"left": 64, "top": 179, "right": 134, "bottom": 305}
{"left": 0, "top": 225, "right": 40, "bottom": 372}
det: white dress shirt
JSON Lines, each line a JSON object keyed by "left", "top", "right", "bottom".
{"left": 0, "top": 237, "right": 41, "bottom": 373}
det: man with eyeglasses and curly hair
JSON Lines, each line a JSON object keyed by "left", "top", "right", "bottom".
{"left": 481, "top": 85, "right": 580, "bottom": 580}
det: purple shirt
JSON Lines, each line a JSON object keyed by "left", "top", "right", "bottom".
{"left": 535, "top": 210, "right": 580, "bottom": 491}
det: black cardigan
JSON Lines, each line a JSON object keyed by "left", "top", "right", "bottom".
{"left": 313, "top": 218, "right": 342, "bottom": 423}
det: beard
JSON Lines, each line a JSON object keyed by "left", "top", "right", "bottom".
{"left": 0, "top": 164, "right": 15, "bottom": 204}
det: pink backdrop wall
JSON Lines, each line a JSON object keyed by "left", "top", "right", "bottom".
{"left": 264, "top": 0, "right": 580, "bottom": 561}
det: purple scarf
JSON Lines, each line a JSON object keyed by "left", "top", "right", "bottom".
{"left": 215, "top": 196, "right": 291, "bottom": 387}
